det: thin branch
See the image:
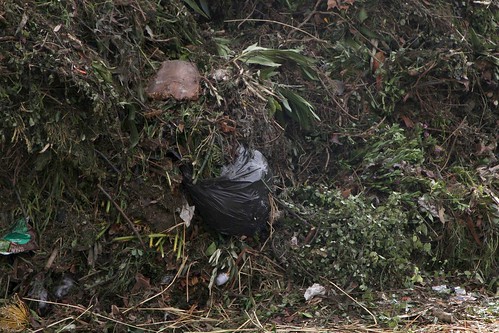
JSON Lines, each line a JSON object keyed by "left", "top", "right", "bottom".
{"left": 287, "top": 0, "right": 323, "bottom": 40}
{"left": 225, "top": 19, "right": 326, "bottom": 43}
{"left": 327, "top": 279, "right": 378, "bottom": 325}
{"left": 122, "top": 256, "right": 187, "bottom": 314}
{"left": 97, "top": 184, "right": 146, "bottom": 250}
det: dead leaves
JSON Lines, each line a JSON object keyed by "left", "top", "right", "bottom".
{"left": 372, "top": 51, "right": 385, "bottom": 90}
{"left": 327, "top": 0, "right": 356, "bottom": 11}
{"left": 0, "top": 295, "right": 30, "bottom": 333}
{"left": 218, "top": 116, "right": 237, "bottom": 133}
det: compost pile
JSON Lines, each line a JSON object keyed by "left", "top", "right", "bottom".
{"left": 0, "top": 0, "right": 498, "bottom": 331}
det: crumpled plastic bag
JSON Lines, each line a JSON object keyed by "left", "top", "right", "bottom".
{"left": 184, "top": 146, "right": 272, "bottom": 236}
{"left": 0, "top": 217, "right": 38, "bottom": 255}
{"left": 304, "top": 283, "right": 326, "bottom": 301}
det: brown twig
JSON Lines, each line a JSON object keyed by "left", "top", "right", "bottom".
{"left": 287, "top": 0, "right": 323, "bottom": 40}
{"left": 122, "top": 256, "right": 187, "bottom": 314}
{"left": 23, "top": 298, "right": 156, "bottom": 332}
{"left": 440, "top": 117, "right": 467, "bottom": 172}
{"left": 0, "top": 36, "right": 16, "bottom": 41}
{"left": 225, "top": 18, "right": 326, "bottom": 43}
{"left": 327, "top": 279, "right": 378, "bottom": 325}
{"left": 97, "top": 184, "right": 146, "bottom": 250}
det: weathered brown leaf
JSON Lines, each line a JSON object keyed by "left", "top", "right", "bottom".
{"left": 400, "top": 115, "right": 414, "bottom": 128}
{"left": 327, "top": 0, "right": 339, "bottom": 10}
{"left": 219, "top": 116, "right": 237, "bottom": 133}
{"left": 131, "top": 273, "right": 151, "bottom": 293}
{"left": 373, "top": 51, "right": 385, "bottom": 90}
{"left": 330, "top": 133, "right": 341, "bottom": 144}
{"left": 465, "top": 216, "right": 482, "bottom": 246}
{"left": 341, "top": 188, "right": 352, "bottom": 198}
{"left": 327, "top": 0, "right": 355, "bottom": 10}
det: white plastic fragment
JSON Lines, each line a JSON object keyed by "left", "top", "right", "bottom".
{"left": 210, "top": 69, "right": 230, "bottom": 82}
{"left": 215, "top": 272, "right": 229, "bottom": 286}
{"left": 432, "top": 285, "right": 450, "bottom": 293}
{"left": 451, "top": 294, "right": 477, "bottom": 302}
{"left": 304, "top": 283, "right": 326, "bottom": 301}
{"left": 179, "top": 199, "right": 195, "bottom": 227}
{"left": 59, "top": 324, "right": 76, "bottom": 332}
{"left": 55, "top": 276, "right": 76, "bottom": 299}
{"left": 450, "top": 286, "right": 477, "bottom": 302}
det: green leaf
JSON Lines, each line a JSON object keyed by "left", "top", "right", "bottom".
{"left": 259, "top": 67, "right": 279, "bottom": 80}
{"left": 213, "top": 37, "right": 232, "bottom": 58}
{"left": 279, "top": 94, "right": 292, "bottom": 113}
{"left": 267, "top": 96, "right": 281, "bottom": 117}
{"left": 239, "top": 44, "right": 317, "bottom": 79}
{"left": 358, "top": 7, "right": 368, "bottom": 23}
{"left": 301, "top": 66, "right": 318, "bottom": 81}
{"left": 241, "top": 43, "right": 266, "bottom": 54}
{"left": 358, "top": 25, "right": 383, "bottom": 40}
{"left": 182, "top": 0, "right": 210, "bottom": 19}
{"left": 301, "top": 312, "right": 314, "bottom": 318}
{"left": 198, "top": 0, "right": 210, "bottom": 17}
{"left": 125, "top": 104, "right": 139, "bottom": 148}
{"left": 469, "top": 28, "right": 484, "bottom": 52}
{"left": 242, "top": 55, "right": 282, "bottom": 67}
{"left": 205, "top": 242, "right": 217, "bottom": 256}
{"left": 277, "top": 87, "right": 320, "bottom": 130}
{"left": 91, "top": 60, "right": 114, "bottom": 83}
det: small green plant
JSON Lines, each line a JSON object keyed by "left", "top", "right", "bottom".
{"left": 206, "top": 240, "right": 239, "bottom": 292}
{"left": 235, "top": 43, "right": 320, "bottom": 129}
{"left": 283, "top": 186, "right": 429, "bottom": 289}
{"left": 281, "top": 123, "right": 498, "bottom": 290}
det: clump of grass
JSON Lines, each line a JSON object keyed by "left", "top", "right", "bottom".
{"left": 0, "top": 295, "right": 30, "bottom": 333}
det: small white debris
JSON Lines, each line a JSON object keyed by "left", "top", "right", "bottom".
{"left": 432, "top": 285, "right": 450, "bottom": 293}
{"left": 304, "top": 283, "right": 326, "bottom": 301}
{"left": 215, "top": 272, "right": 229, "bottom": 286}
{"left": 179, "top": 199, "right": 195, "bottom": 227}
{"left": 55, "top": 276, "right": 76, "bottom": 299}
{"left": 59, "top": 324, "right": 76, "bottom": 332}
{"left": 454, "top": 286, "right": 466, "bottom": 295}
{"left": 211, "top": 69, "right": 230, "bottom": 82}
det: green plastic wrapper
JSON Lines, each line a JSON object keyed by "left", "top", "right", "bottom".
{"left": 0, "top": 218, "right": 38, "bottom": 255}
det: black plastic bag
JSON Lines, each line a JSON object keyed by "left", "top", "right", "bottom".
{"left": 184, "top": 146, "right": 272, "bottom": 236}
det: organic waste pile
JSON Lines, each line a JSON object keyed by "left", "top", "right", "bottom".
{"left": 0, "top": 0, "right": 498, "bottom": 331}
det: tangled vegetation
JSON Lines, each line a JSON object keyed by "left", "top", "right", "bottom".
{"left": 0, "top": 0, "right": 497, "bottom": 331}
{"left": 277, "top": 124, "right": 498, "bottom": 289}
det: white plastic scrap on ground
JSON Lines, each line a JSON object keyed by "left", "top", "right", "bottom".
{"left": 454, "top": 286, "right": 466, "bottom": 295}
{"left": 304, "top": 283, "right": 326, "bottom": 301}
{"left": 432, "top": 285, "right": 477, "bottom": 302}
{"left": 179, "top": 199, "right": 195, "bottom": 227}
{"left": 215, "top": 272, "right": 229, "bottom": 286}
{"left": 432, "top": 285, "right": 450, "bottom": 293}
